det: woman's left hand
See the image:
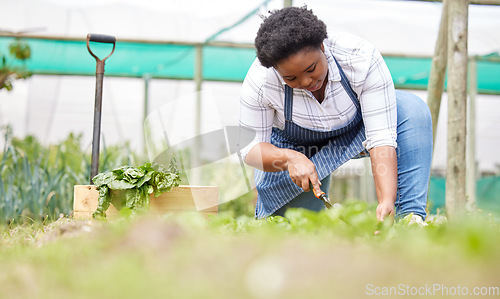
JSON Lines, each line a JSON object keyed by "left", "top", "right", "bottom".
{"left": 376, "top": 200, "right": 395, "bottom": 222}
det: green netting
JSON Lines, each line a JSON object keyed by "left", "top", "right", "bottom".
{"left": 428, "top": 176, "right": 500, "bottom": 215}
{"left": 203, "top": 46, "right": 256, "bottom": 81}
{"left": 1, "top": 36, "right": 499, "bottom": 94}
{"left": 385, "top": 56, "right": 433, "bottom": 89}
{"left": 0, "top": 37, "right": 198, "bottom": 79}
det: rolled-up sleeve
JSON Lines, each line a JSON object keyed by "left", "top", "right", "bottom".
{"left": 238, "top": 61, "right": 275, "bottom": 161}
{"left": 359, "top": 48, "right": 397, "bottom": 150}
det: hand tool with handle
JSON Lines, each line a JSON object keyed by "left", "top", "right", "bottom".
{"left": 86, "top": 33, "right": 116, "bottom": 183}
{"left": 310, "top": 182, "right": 333, "bottom": 209}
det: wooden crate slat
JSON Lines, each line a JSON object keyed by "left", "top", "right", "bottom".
{"left": 73, "top": 185, "right": 218, "bottom": 219}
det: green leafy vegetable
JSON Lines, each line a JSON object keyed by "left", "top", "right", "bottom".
{"left": 92, "top": 161, "right": 180, "bottom": 219}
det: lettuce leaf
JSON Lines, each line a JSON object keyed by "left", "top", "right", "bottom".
{"left": 91, "top": 161, "right": 180, "bottom": 219}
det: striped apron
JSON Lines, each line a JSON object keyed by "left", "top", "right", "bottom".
{"left": 254, "top": 57, "right": 367, "bottom": 219}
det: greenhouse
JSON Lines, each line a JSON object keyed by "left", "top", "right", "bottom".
{"left": 1, "top": 0, "right": 500, "bottom": 297}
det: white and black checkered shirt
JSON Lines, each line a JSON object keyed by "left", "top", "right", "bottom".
{"left": 239, "top": 32, "right": 397, "bottom": 160}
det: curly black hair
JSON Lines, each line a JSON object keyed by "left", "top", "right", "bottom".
{"left": 254, "top": 6, "right": 328, "bottom": 68}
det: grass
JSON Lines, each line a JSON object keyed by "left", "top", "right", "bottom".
{"left": 0, "top": 202, "right": 499, "bottom": 299}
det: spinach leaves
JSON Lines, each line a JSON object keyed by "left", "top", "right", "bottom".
{"left": 92, "top": 161, "right": 181, "bottom": 219}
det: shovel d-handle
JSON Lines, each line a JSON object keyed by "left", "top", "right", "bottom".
{"left": 87, "top": 33, "right": 116, "bottom": 183}
{"left": 86, "top": 33, "right": 116, "bottom": 74}
{"left": 88, "top": 34, "right": 116, "bottom": 43}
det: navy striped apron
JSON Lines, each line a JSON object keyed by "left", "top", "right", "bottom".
{"left": 254, "top": 57, "right": 367, "bottom": 219}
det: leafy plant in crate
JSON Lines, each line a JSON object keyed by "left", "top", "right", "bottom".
{"left": 92, "top": 160, "right": 181, "bottom": 219}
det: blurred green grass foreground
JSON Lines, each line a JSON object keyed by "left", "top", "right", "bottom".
{"left": 1, "top": 201, "right": 499, "bottom": 299}
{"left": 0, "top": 130, "right": 499, "bottom": 298}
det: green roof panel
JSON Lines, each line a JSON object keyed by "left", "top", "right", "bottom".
{"left": 1, "top": 36, "right": 499, "bottom": 94}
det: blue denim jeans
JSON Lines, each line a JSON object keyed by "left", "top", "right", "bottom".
{"left": 273, "top": 90, "right": 433, "bottom": 220}
{"left": 273, "top": 174, "right": 332, "bottom": 217}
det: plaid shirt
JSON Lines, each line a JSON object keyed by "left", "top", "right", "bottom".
{"left": 239, "top": 32, "right": 397, "bottom": 159}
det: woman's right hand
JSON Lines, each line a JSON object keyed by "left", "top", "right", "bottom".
{"left": 245, "top": 143, "right": 321, "bottom": 194}
{"left": 285, "top": 150, "right": 321, "bottom": 194}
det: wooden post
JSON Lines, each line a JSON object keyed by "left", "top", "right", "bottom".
{"left": 360, "top": 162, "right": 368, "bottom": 202}
{"left": 143, "top": 74, "right": 151, "bottom": 158}
{"left": 445, "top": 0, "right": 469, "bottom": 218}
{"left": 466, "top": 57, "right": 477, "bottom": 211}
{"left": 191, "top": 45, "right": 203, "bottom": 185}
{"left": 427, "top": 0, "right": 448, "bottom": 149}
{"left": 360, "top": 158, "right": 376, "bottom": 202}
{"left": 284, "top": 0, "right": 293, "bottom": 7}
{"left": 346, "top": 175, "right": 356, "bottom": 200}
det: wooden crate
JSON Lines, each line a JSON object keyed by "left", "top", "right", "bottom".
{"left": 73, "top": 185, "right": 219, "bottom": 220}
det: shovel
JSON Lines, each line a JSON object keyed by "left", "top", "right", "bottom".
{"left": 86, "top": 33, "right": 116, "bottom": 183}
